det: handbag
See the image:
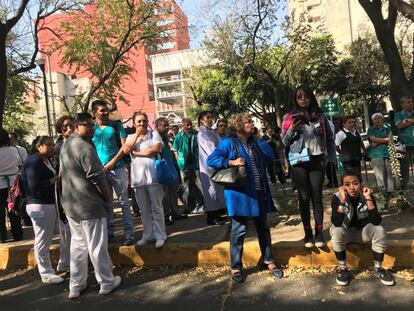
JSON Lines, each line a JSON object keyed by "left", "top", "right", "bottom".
{"left": 155, "top": 155, "right": 178, "bottom": 185}
{"left": 211, "top": 139, "right": 247, "bottom": 187}
{"left": 288, "top": 147, "right": 311, "bottom": 166}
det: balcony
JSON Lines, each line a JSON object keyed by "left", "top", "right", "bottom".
{"left": 157, "top": 90, "right": 183, "bottom": 99}
{"left": 154, "top": 74, "right": 182, "bottom": 85}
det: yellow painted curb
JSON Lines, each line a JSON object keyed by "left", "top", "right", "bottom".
{"left": 1, "top": 240, "right": 413, "bottom": 270}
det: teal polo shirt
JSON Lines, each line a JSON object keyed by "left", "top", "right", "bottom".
{"left": 367, "top": 124, "right": 391, "bottom": 159}
{"left": 394, "top": 110, "right": 414, "bottom": 147}
{"left": 92, "top": 121, "right": 127, "bottom": 170}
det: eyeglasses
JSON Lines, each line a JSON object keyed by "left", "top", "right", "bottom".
{"left": 243, "top": 120, "right": 254, "bottom": 125}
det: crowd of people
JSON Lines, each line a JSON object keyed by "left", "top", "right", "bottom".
{"left": 2, "top": 85, "right": 412, "bottom": 297}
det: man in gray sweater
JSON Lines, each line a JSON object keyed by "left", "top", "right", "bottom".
{"left": 60, "top": 113, "right": 121, "bottom": 299}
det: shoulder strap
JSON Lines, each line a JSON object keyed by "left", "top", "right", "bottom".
{"left": 231, "top": 138, "right": 241, "bottom": 157}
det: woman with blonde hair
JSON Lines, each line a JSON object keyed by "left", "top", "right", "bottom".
{"left": 207, "top": 113, "right": 283, "bottom": 283}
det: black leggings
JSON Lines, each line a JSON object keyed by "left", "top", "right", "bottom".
{"left": 291, "top": 155, "right": 325, "bottom": 231}
{"left": 0, "top": 188, "right": 23, "bottom": 242}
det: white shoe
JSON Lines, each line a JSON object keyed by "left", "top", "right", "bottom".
{"left": 42, "top": 274, "right": 64, "bottom": 284}
{"left": 155, "top": 239, "right": 165, "bottom": 249}
{"left": 57, "top": 265, "right": 69, "bottom": 273}
{"left": 68, "top": 283, "right": 87, "bottom": 299}
{"left": 136, "top": 238, "right": 154, "bottom": 246}
{"left": 136, "top": 238, "right": 148, "bottom": 246}
{"left": 99, "top": 276, "right": 121, "bottom": 295}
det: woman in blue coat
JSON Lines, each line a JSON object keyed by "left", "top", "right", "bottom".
{"left": 207, "top": 113, "right": 283, "bottom": 283}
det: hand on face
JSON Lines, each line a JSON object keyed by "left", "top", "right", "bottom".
{"left": 362, "top": 186, "right": 373, "bottom": 199}
{"left": 338, "top": 186, "right": 347, "bottom": 203}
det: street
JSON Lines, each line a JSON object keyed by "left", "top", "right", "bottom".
{"left": 0, "top": 266, "right": 413, "bottom": 311}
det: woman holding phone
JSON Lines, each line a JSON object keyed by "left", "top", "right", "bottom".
{"left": 281, "top": 85, "right": 335, "bottom": 249}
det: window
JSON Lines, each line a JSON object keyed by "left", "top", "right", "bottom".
{"left": 160, "top": 29, "right": 177, "bottom": 38}
{"left": 156, "top": 18, "right": 175, "bottom": 27}
{"left": 158, "top": 41, "right": 175, "bottom": 50}
{"left": 154, "top": 6, "right": 172, "bottom": 15}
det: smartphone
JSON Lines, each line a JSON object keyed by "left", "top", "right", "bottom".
{"left": 292, "top": 114, "right": 309, "bottom": 126}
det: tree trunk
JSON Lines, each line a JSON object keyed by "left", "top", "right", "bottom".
{"left": 0, "top": 30, "right": 7, "bottom": 129}
{"left": 359, "top": 0, "right": 413, "bottom": 112}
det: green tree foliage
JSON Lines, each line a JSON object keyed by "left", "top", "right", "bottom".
{"left": 0, "top": 0, "right": 83, "bottom": 128}
{"left": 54, "top": 0, "right": 167, "bottom": 112}
{"left": 3, "top": 64, "right": 34, "bottom": 138}
{"left": 337, "top": 36, "right": 390, "bottom": 116}
{"left": 296, "top": 35, "right": 340, "bottom": 95}
{"left": 191, "top": 0, "right": 314, "bottom": 127}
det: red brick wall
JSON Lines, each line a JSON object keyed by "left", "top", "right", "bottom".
{"left": 37, "top": 0, "right": 189, "bottom": 120}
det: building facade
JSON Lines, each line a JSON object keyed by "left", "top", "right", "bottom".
{"left": 151, "top": 48, "right": 216, "bottom": 125}
{"left": 35, "top": 0, "right": 190, "bottom": 135}
{"left": 289, "top": 0, "right": 373, "bottom": 52}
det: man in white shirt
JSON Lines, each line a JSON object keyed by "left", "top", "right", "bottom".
{"left": 335, "top": 117, "right": 366, "bottom": 180}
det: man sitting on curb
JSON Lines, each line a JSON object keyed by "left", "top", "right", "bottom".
{"left": 330, "top": 170, "right": 395, "bottom": 286}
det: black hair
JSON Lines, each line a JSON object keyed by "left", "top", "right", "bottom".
{"left": 91, "top": 99, "right": 108, "bottom": 113}
{"left": 293, "top": 85, "right": 321, "bottom": 114}
{"left": 0, "top": 129, "right": 9, "bottom": 147}
{"left": 182, "top": 117, "right": 192, "bottom": 125}
{"left": 341, "top": 116, "right": 356, "bottom": 127}
{"left": 55, "top": 115, "right": 74, "bottom": 134}
{"left": 74, "top": 112, "right": 93, "bottom": 125}
{"left": 30, "top": 135, "right": 52, "bottom": 154}
{"left": 197, "top": 111, "right": 212, "bottom": 127}
{"left": 9, "top": 132, "right": 17, "bottom": 140}
{"left": 155, "top": 117, "right": 168, "bottom": 128}
{"left": 341, "top": 170, "right": 361, "bottom": 183}
{"left": 217, "top": 118, "right": 227, "bottom": 125}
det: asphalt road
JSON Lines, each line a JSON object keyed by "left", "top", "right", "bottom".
{"left": 0, "top": 266, "right": 413, "bottom": 311}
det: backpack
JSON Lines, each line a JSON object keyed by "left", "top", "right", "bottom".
{"left": 7, "top": 173, "right": 25, "bottom": 215}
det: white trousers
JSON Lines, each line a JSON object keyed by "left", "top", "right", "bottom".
{"left": 134, "top": 184, "right": 166, "bottom": 241}
{"left": 26, "top": 204, "right": 70, "bottom": 279}
{"left": 67, "top": 216, "right": 114, "bottom": 292}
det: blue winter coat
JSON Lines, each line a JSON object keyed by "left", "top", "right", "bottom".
{"left": 206, "top": 136, "right": 276, "bottom": 217}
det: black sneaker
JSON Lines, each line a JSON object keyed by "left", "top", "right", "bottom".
{"left": 124, "top": 236, "right": 134, "bottom": 246}
{"left": 304, "top": 232, "right": 314, "bottom": 249}
{"left": 374, "top": 268, "right": 395, "bottom": 286}
{"left": 315, "top": 231, "right": 325, "bottom": 248}
{"left": 231, "top": 270, "right": 244, "bottom": 284}
{"left": 336, "top": 268, "right": 352, "bottom": 286}
{"left": 165, "top": 216, "right": 174, "bottom": 226}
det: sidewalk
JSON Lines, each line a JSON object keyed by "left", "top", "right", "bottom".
{"left": 1, "top": 178, "right": 413, "bottom": 270}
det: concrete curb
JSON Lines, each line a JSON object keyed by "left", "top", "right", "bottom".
{"left": 1, "top": 240, "right": 413, "bottom": 270}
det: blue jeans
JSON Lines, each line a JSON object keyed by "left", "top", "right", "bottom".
{"left": 106, "top": 167, "right": 133, "bottom": 238}
{"left": 230, "top": 190, "right": 274, "bottom": 270}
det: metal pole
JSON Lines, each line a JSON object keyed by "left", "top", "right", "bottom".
{"left": 39, "top": 64, "right": 52, "bottom": 136}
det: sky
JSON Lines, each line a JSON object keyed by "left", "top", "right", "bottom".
{"left": 178, "top": 0, "right": 288, "bottom": 48}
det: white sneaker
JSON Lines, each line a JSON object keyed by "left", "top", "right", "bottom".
{"left": 57, "top": 265, "right": 69, "bottom": 273}
{"left": 99, "top": 276, "right": 122, "bottom": 295}
{"left": 155, "top": 239, "right": 165, "bottom": 249}
{"left": 136, "top": 238, "right": 148, "bottom": 246}
{"left": 42, "top": 274, "right": 64, "bottom": 284}
{"left": 68, "top": 283, "right": 87, "bottom": 299}
{"left": 136, "top": 238, "right": 155, "bottom": 246}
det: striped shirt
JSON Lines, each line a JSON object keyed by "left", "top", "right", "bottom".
{"left": 241, "top": 141, "right": 261, "bottom": 190}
